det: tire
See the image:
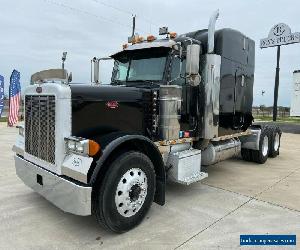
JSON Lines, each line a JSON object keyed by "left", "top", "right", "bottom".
{"left": 92, "top": 151, "right": 156, "bottom": 233}
{"left": 252, "top": 127, "right": 270, "bottom": 164}
{"left": 268, "top": 125, "right": 282, "bottom": 158}
{"left": 241, "top": 148, "right": 252, "bottom": 162}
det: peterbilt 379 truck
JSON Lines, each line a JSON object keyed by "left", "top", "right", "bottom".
{"left": 13, "top": 11, "right": 282, "bottom": 232}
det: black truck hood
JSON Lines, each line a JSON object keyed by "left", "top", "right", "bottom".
{"left": 69, "top": 84, "right": 154, "bottom": 139}
{"left": 70, "top": 84, "right": 147, "bottom": 102}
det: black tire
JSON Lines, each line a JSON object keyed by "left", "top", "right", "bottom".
{"left": 268, "top": 125, "right": 282, "bottom": 158}
{"left": 241, "top": 148, "right": 252, "bottom": 162}
{"left": 252, "top": 127, "right": 270, "bottom": 164}
{"left": 92, "top": 151, "right": 156, "bottom": 233}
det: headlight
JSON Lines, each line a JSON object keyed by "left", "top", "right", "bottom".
{"left": 67, "top": 140, "right": 76, "bottom": 151}
{"left": 66, "top": 137, "right": 87, "bottom": 154}
{"left": 65, "top": 137, "right": 100, "bottom": 156}
{"left": 75, "top": 141, "right": 84, "bottom": 153}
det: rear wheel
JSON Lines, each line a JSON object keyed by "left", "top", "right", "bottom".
{"left": 241, "top": 148, "right": 252, "bottom": 162}
{"left": 252, "top": 127, "right": 270, "bottom": 164}
{"left": 92, "top": 151, "right": 156, "bottom": 233}
{"left": 269, "top": 125, "right": 282, "bottom": 158}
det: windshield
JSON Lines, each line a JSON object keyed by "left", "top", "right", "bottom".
{"left": 112, "top": 48, "right": 169, "bottom": 83}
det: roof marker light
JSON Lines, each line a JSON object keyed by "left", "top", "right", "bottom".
{"left": 147, "top": 35, "right": 157, "bottom": 42}
{"left": 169, "top": 32, "right": 177, "bottom": 39}
{"left": 137, "top": 36, "right": 144, "bottom": 43}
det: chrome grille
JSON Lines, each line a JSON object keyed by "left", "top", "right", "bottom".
{"left": 25, "top": 95, "right": 56, "bottom": 164}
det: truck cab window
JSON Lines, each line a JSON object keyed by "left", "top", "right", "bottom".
{"left": 170, "top": 56, "right": 186, "bottom": 85}
{"left": 127, "top": 56, "right": 166, "bottom": 81}
{"left": 114, "top": 61, "right": 129, "bottom": 81}
{"left": 111, "top": 48, "right": 170, "bottom": 85}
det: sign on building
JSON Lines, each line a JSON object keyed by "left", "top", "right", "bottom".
{"left": 290, "top": 70, "right": 300, "bottom": 117}
{"left": 260, "top": 23, "right": 300, "bottom": 48}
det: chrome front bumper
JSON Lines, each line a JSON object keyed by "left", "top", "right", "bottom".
{"left": 14, "top": 155, "right": 92, "bottom": 216}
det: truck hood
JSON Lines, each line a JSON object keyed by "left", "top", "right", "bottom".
{"left": 70, "top": 84, "right": 153, "bottom": 139}
{"left": 70, "top": 84, "right": 147, "bottom": 102}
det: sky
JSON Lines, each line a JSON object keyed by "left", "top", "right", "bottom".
{"left": 0, "top": 0, "right": 299, "bottom": 106}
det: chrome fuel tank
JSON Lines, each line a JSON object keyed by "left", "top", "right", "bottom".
{"left": 201, "top": 138, "right": 241, "bottom": 166}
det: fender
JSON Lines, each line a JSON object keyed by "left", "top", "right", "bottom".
{"left": 89, "top": 132, "right": 166, "bottom": 206}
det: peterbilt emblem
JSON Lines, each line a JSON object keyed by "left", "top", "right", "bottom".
{"left": 36, "top": 86, "right": 42, "bottom": 93}
{"left": 106, "top": 101, "right": 119, "bottom": 109}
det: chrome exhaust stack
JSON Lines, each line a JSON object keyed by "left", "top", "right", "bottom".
{"left": 200, "top": 10, "right": 221, "bottom": 140}
{"left": 208, "top": 9, "right": 219, "bottom": 54}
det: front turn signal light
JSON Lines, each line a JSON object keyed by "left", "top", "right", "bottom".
{"left": 89, "top": 140, "right": 101, "bottom": 156}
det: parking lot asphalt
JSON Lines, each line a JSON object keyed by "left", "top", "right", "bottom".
{"left": 0, "top": 122, "right": 299, "bottom": 250}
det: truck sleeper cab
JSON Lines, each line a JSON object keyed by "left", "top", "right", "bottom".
{"left": 13, "top": 11, "right": 282, "bottom": 233}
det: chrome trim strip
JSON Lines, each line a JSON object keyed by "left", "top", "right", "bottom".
{"left": 211, "top": 129, "right": 252, "bottom": 142}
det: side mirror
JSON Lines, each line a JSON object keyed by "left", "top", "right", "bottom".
{"left": 186, "top": 44, "right": 200, "bottom": 75}
{"left": 91, "top": 57, "right": 113, "bottom": 84}
{"left": 92, "top": 57, "right": 100, "bottom": 84}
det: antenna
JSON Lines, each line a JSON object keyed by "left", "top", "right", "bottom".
{"left": 128, "top": 15, "right": 136, "bottom": 42}
{"left": 132, "top": 15, "right": 136, "bottom": 38}
{"left": 62, "top": 52, "right": 67, "bottom": 70}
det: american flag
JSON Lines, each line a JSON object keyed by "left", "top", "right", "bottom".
{"left": 0, "top": 75, "right": 4, "bottom": 118}
{"left": 8, "top": 70, "right": 21, "bottom": 126}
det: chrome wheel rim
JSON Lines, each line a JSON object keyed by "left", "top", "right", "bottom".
{"left": 262, "top": 136, "right": 269, "bottom": 157}
{"left": 274, "top": 133, "right": 280, "bottom": 151}
{"left": 115, "top": 168, "right": 147, "bottom": 217}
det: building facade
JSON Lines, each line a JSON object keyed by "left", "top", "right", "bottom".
{"left": 290, "top": 70, "right": 300, "bottom": 116}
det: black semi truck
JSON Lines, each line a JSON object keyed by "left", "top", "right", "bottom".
{"left": 13, "top": 11, "right": 281, "bottom": 232}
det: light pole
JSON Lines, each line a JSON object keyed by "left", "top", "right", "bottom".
{"left": 273, "top": 46, "right": 280, "bottom": 121}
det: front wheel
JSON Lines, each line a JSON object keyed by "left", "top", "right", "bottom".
{"left": 92, "top": 151, "right": 156, "bottom": 233}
